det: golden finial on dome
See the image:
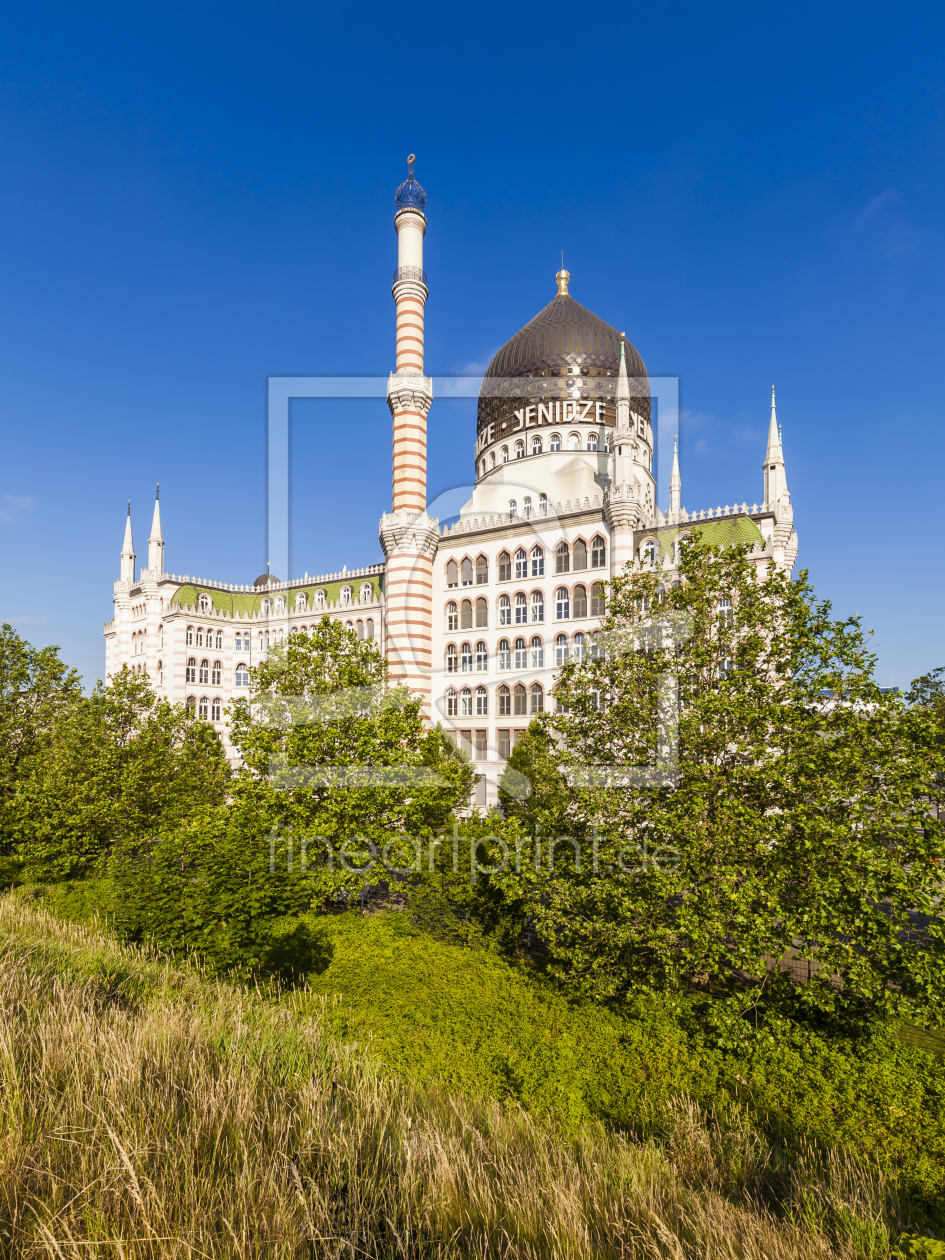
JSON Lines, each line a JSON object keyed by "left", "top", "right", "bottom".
{"left": 556, "top": 268, "right": 570, "bottom": 296}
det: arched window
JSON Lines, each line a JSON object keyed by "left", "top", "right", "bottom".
{"left": 186, "top": 626, "right": 194, "bottom": 646}
{"left": 514, "top": 440, "right": 525, "bottom": 459}
{"left": 530, "top": 636, "right": 544, "bottom": 668}
{"left": 215, "top": 631, "right": 223, "bottom": 649}
{"left": 199, "top": 659, "right": 209, "bottom": 684}
{"left": 479, "top": 460, "right": 486, "bottom": 477}
{"left": 356, "top": 619, "right": 365, "bottom": 639}
{"left": 475, "top": 686, "right": 488, "bottom": 716}
{"left": 345, "top": 620, "right": 354, "bottom": 631}
{"left": 261, "top": 599, "right": 271, "bottom": 616}
{"left": 475, "top": 597, "right": 488, "bottom": 628}
{"left": 523, "top": 496, "right": 532, "bottom": 518}
{"left": 573, "top": 539, "right": 588, "bottom": 570}
{"left": 186, "top": 696, "right": 196, "bottom": 715}
{"left": 274, "top": 596, "right": 285, "bottom": 614}
{"left": 531, "top": 591, "right": 544, "bottom": 622}
{"left": 498, "top": 550, "right": 511, "bottom": 582}
{"left": 498, "top": 639, "right": 511, "bottom": 670}
{"left": 531, "top": 545, "right": 544, "bottom": 576}
{"left": 199, "top": 594, "right": 212, "bottom": 613}
{"left": 198, "top": 697, "right": 209, "bottom": 720}
{"left": 315, "top": 589, "right": 326, "bottom": 609}
{"left": 568, "top": 432, "right": 580, "bottom": 450}
{"left": 515, "top": 548, "right": 527, "bottom": 579}
{"left": 719, "top": 655, "right": 734, "bottom": 680}
{"left": 211, "top": 698, "right": 222, "bottom": 722}
{"left": 539, "top": 493, "right": 548, "bottom": 516}
{"left": 556, "top": 587, "right": 570, "bottom": 619}
{"left": 460, "top": 687, "right": 473, "bottom": 717}
{"left": 501, "top": 445, "right": 509, "bottom": 463}
{"left": 530, "top": 682, "right": 544, "bottom": 714}
{"left": 296, "top": 591, "right": 307, "bottom": 611}
{"left": 476, "top": 641, "right": 488, "bottom": 671}
{"left": 513, "top": 683, "right": 527, "bottom": 715}
{"left": 360, "top": 583, "right": 372, "bottom": 602}
{"left": 514, "top": 593, "right": 527, "bottom": 624}
{"left": 587, "top": 432, "right": 598, "bottom": 451}
{"left": 340, "top": 586, "right": 352, "bottom": 605}
{"left": 513, "top": 637, "right": 527, "bottom": 670}
{"left": 592, "top": 536, "right": 606, "bottom": 568}
{"left": 591, "top": 581, "right": 606, "bottom": 616}
{"left": 156, "top": 660, "right": 163, "bottom": 685}
{"left": 461, "top": 642, "right": 473, "bottom": 672}
{"left": 550, "top": 432, "right": 561, "bottom": 451}
{"left": 573, "top": 632, "right": 586, "bottom": 663}
{"left": 497, "top": 684, "right": 511, "bottom": 715}
{"left": 489, "top": 451, "right": 496, "bottom": 468}
{"left": 460, "top": 599, "right": 473, "bottom": 629}
{"left": 573, "top": 584, "right": 588, "bottom": 618}
{"left": 508, "top": 499, "right": 517, "bottom": 519}
{"left": 234, "top": 632, "right": 243, "bottom": 652}
{"left": 367, "top": 617, "right": 375, "bottom": 639}
{"left": 211, "top": 661, "right": 222, "bottom": 686}
{"left": 476, "top": 554, "right": 488, "bottom": 584}
{"left": 235, "top": 662, "right": 249, "bottom": 687}
{"left": 498, "top": 594, "right": 511, "bottom": 626}
{"left": 446, "top": 644, "right": 458, "bottom": 673}
{"left": 446, "top": 602, "right": 459, "bottom": 631}
{"left": 196, "top": 628, "right": 204, "bottom": 647}
{"left": 556, "top": 541, "right": 570, "bottom": 573}
{"left": 446, "top": 559, "right": 458, "bottom": 587}
{"left": 446, "top": 687, "right": 458, "bottom": 717}
{"left": 461, "top": 557, "right": 473, "bottom": 585}
{"left": 642, "top": 539, "right": 657, "bottom": 565}
{"left": 531, "top": 436, "right": 542, "bottom": 455}
{"left": 555, "top": 633, "right": 569, "bottom": 665}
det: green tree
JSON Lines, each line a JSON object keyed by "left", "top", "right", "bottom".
{"left": 500, "top": 539, "right": 945, "bottom": 1034}
{"left": 497, "top": 719, "right": 574, "bottom": 837}
{"left": 15, "top": 667, "right": 230, "bottom": 879}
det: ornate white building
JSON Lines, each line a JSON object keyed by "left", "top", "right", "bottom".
{"left": 105, "top": 160, "right": 798, "bottom": 800}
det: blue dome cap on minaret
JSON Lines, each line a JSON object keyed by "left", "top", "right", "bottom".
{"left": 395, "top": 154, "right": 427, "bottom": 212}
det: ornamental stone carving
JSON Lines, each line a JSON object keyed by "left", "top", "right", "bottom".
{"left": 387, "top": 370, "right": 433, "bottom": 418}
{"left": 378, "top": 508, "right": 440, "bottom": 560}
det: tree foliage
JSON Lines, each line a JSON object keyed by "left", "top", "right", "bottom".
{"left": 499, "top": 540, "right": 945, "bottom": 1033}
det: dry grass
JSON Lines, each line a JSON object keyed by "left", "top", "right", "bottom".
{"left": 0, "top": 894, "right": 905, "bottom": 1259}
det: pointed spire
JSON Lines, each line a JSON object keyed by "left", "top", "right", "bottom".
{"left": 669, "top": 434, "right": 682, "bottom": 515}
{"left": 120, "top": 502, "right": 136, "bottom": 583}
{"left": 147, "top": 483, "right": 164, "bottom": 574}
{"left": 763, "top": 385, "right": 788, "bottom": 508}
{"left": 616, "top": 334, "right": 630, "bottom": 403}
{"left": 766, "top": 385, "right": 781, "bottom": 460}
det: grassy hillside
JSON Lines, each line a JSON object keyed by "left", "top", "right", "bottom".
{"left": 2, "top": 890, "right": 943, "bottom": 1257}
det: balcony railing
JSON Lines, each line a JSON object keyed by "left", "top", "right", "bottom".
{"left": 392, "top": 266, "right": 428, "bottom": 286}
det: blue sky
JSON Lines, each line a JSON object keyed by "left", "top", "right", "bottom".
{"left": 0, "top": 0, "right": 942, "bottom": 688}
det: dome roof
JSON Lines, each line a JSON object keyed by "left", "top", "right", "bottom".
{"left": 395, "top": 154, "right": 426, "bottom": 213}
{"left": 253, "top": 573, "right": 280, "bottom": 588}
{"left": 477, "top": 276, "right": 649, "bottom": 437}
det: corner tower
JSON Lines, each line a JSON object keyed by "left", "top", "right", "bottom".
{"left": 379, "top": 157, "right": 439, "bottom": 712}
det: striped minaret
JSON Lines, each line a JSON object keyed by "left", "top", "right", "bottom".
{"left": 379, "top": 156, "right": 439, "bottom": 713}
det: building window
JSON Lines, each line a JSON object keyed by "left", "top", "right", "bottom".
{"left": 530, "top": 546, "right": 544, "bottom": 576}
{"left": 156, "top": 660, "right": 163, "bottom": 685}
{"left": 479, "top": 460, "right": 486, "bottom": 478}
{"left": 460, "top": 599, "right": 473, "bottom": 629}
{"left": 199, "top": 660, "right": 209, "bottom": 684}
{"left": 211, "top": 661, "right": 222, "bottom": 686}
{"left": 498, "top": 594, "right": 511, "bottom": 626}
{"left": 340, "top": 586, "right": 352, "bottom": 605}
{"left": 198, "top": 697, "right": 209, "bottom": 719}
{"left": 719, "top": 596, "right": 734, "bottom": 624}
{"left": 556, "top": 587, "right": 570, "bottom": 619}
{"left": 497, "top": 687, "right": 511, "bottom": 717}
{"left": 261, "top": 599, "right": 271, "bottom": 616}
{"left": 186, "top": 696, "right": 196, "bottom": 715}
{"left": 513, "top": 637, "right": 527, "bottom": 670}
{"left": 514, "top": 593, "right": 527, "bottom": 624}
{"left": 476, "top": 554, "right": 488, "bottom": 585}
{"left": 447, "top": 559, "right": 458, "bottom": 587}
{"left": 514, "top": 440, "right": 525, "bottom": 459}
{"left": 211, "top": 698, "right": 222, "bottom": 722}
{"left": 196, "top": 628, "right": 204, "bottom": 647}
{"left": 460, "top": 687, "right": 473, "bottom": 717}
{"left": 447, "top": 602, "right": 459, "bottom": 631}
{"left": 515, "top": 548, "right": 527, "bottom": 579}
{"left": 216, "top": 631, "right": 223, "bottom": 649}
{"left": 459, "top": 730, "right": 473, "bottom": 757}
{"left": 523, "top": 496, "right": 532, "bottom": 518}
{"left": 461, "top": 642, "right": 473, "bottom": 672}
{"left": 539, "top": 493, "right": 548, "bottom": 516}
{"left": 573, "top": 631, "right": 586, "bottom": 662}
{"left": 497, "top": 728, "right": 511, "bottom": 758}
{"left": 556, "top": 541, "right": 570, "bottom": 573}
{"left": 498, "top": 550, "right": 511, "bottom": 582}
{"left": 531, "top": 591, "right": 544, "bottom": 622}
{"left": 186, "top": 625, "right": 194, "bottom": 646}
{"left": 550, "top": 432, "right": 560, "bottom": 451}
{"left": 508, "top": 499, "right": 517, "bottom": 519}
{"left": 490, "top": 451, "right": 496, "bottom": 468}
{"left": 530, "top": 636, "right": 544, "bottom": 669}
{"left": 446, "top": 644, "right": 458, "bottom": 673}
{"left": 475, "top": 686, "right": 488, "bottom": 717}
{"left": 360, "top": 583, "right": 372, "bottom": 602}
{"left": 235, "top": 662, "right": 250, "bottom": 686}
{"left": 530, "top": 683, "right": 544, "bottom": 714}
{"left": 573, "top": 584, "right": 588, "bottom": 618}
{"left": 476, "top": 641, "right": 488, "bottom": 671}
{"left": 501, "top": 445, "right": 509, "bottom": 463}
{"left": 530, "top": 436, "right": 542, "bottom": 456}
{"left": 461, "top": 557, "right": 473, "bottom": 586}
{"left": 568, "top": 432, "right": 580, "bottom": 450}
{"left": 315, "top": 590, "right": 326, "bottom": 609}
{"left": 555, "top": 634, "right": 569, "bottom": 665}
{"left": 587, "top": 432, "right": 598, "bottom": 451}
{"left": 592, "top": 536, "right": 606, "bottom": 568}
{"left": 573, "top": 539, "right": 588, "bottom": 570}
{"left": 475, "top": 728, "right": 488, "bottom": 757}
{"left": 642, "top": 539, "right": 657, "bottom": 565}
{"left": 591, "top": 582, "right": 606, "bottom": 616}
{"left": 199, "top": 594, "right": 212, "bottom": 613}
{"left": 513, "top": 683, "right": 527, "bottom": 716}
{"left": 446, "top": 688, "right": 458, "bottom": 717}
{"left": 297, "top": 592, "right": 308, "bottom": 611}
{"left": 366, "top": 618, "right": 374, "bottom": 639}
{"left": 186, "top": 658, "right": 196, "bottom": 683}
{"left": 474, "top": 596, "right": 487, "bottom": 628}
{"left": 356, "top": 619, "right": 365, "bottom": 639}
{"left": 498, "top": 639, "right": 511, "bottom": 670}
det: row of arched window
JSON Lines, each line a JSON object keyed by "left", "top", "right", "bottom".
{"left": 259, "top": 583, "right": 374, "bottom": 617}
{"left": 445, "top": 632, "right": 589, "bottom": 673}
{"left": 447, "top": 584, "right": 604, "bottom": 629}
{"left": 478, "top": 431, "right": 608, "bottom": 476}
{"left": 444, "top": 539, "right": 606, "bottom": 588}
{"left": 186, "top": 658, "right": 222, "bottom": 685}
{"left": 444, "top": 682, "right": 545, "bottom": 718}
{"left": 186, "top": 626, "right": 224, "bottom": 648}
{"left": 186, "top": 696, "right": 223, "bottom": 722}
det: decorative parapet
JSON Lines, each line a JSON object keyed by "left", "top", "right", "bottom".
{"left": 387, "top": 370, "right": 433, "bottom": 417}
{"left": 158, "top": 563, "right": 384, "bottom": 594}
{"left": 440, "top": 494, "right": 605, "bottom": 536}
{"left": 379, "top": 508, "right": 440, "bottom": 560}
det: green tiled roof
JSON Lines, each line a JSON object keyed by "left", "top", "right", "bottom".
{"left": 652, "top": 516, "right": 764, "bottom": 559}
{"left": 169, "top": 576, "right": 381, "bottom": 618}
